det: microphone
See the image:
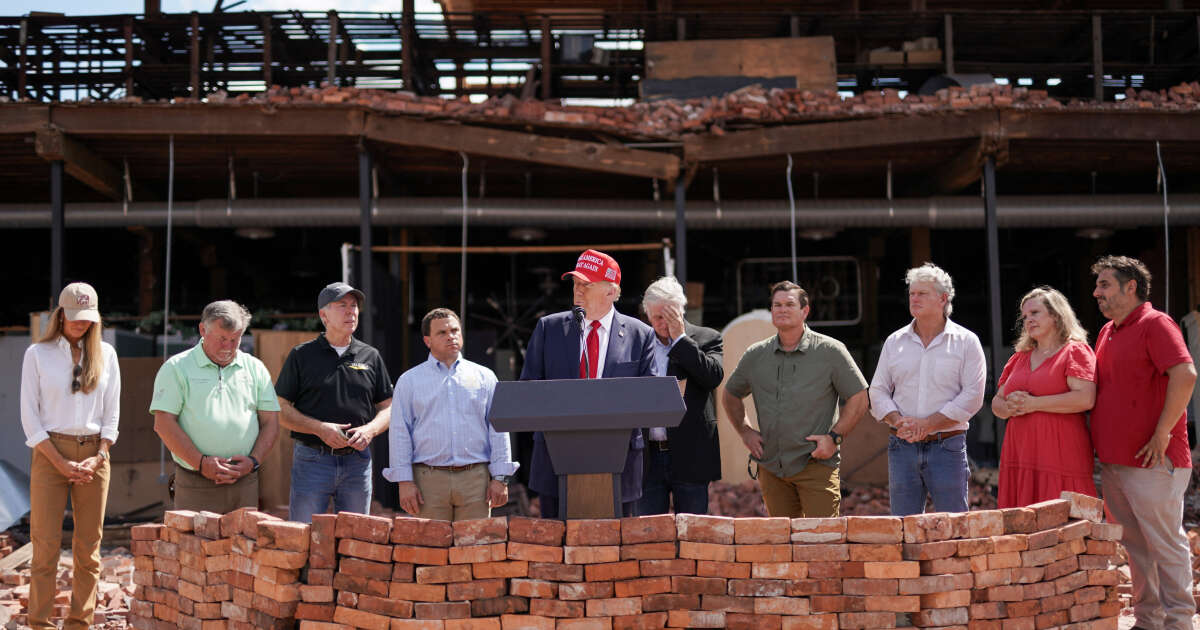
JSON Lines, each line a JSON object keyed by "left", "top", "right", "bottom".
{"left": 572, "top": 306, "right": 590, "bottom": 378}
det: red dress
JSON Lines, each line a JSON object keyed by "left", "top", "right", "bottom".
{"left": 997, "top": 341, "right": 1098, "bottom": 508}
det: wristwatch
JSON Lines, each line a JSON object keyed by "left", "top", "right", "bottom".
{"left": 492, "top": 475, "right": 513, "bottom": 485}
{"left": 98, "top": 450, "right": 110, "bottom": 462}
{"left": 249, "top": 455, "right": 261, "bottom": 472}
{"left": 827, "top": 430, "right": 843, "bottom": 446}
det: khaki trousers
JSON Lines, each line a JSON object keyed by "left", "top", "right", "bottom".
{"left": 173, "top": 466, "right": 259, "bottom": 514}
{"left": 29, "top": 435, "right": 110, "bottom": 630}
{"left": 412, "top": 463, "right": 490, "bottom": 522}
{"left": 1100, "top": 462, "right": 1195, "bottom": 630}
{"left": 757, "top": 460, "right": 840, "bottom": 518}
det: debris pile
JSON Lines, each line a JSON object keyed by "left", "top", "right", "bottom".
{"left": 115, "top": 80, "right": 1200, "bottom": 141}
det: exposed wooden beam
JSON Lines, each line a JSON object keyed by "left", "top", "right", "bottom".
{"left": 922, "top": 134, "right": 1009, "bottom": 194}
{"left": 48, "top": 105, "right": 367, "bottom": 136}
{"left": 683, "top": 111, "right": 998, "bottom": 163}
{"left": 364, "top": 115, "right": 679, "bottom": 180}
{"left": 35, "top": 128, "right": 156, "bottom": 201}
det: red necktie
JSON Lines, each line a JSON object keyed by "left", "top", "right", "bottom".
{"left": 579, "top": 320, "right": 601, "bottom": 379}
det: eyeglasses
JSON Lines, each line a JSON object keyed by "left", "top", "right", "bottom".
{"left": 71, "top": 364, "right": 82, "bottom": 393}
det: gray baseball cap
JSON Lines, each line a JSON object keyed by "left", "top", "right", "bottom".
{"left": 318, "top": 282, "right": 365, "bottom": 310}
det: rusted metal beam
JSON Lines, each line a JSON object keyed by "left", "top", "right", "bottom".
{"left": 35, "top": 128, "right": 156, "bottom": 201}
{"left": 364, "top": 114, "right": 680, "bottom": 180}
{"left": 261, "top": 14, "right": 272, "bottom": 86}
{"left": 190, "top": 12, "right": 201, "bottom": 97}
{"left": 540, "top": 16, "right": 551, "bottom": 100}
{"left": 401, "top": 0, "right": 415, "bottom": 92}
{"left": 683, "top": 111, "right": 998, "bottom": 163}
{"left": 47, "top": 105, "right": 366, "bottom": 136}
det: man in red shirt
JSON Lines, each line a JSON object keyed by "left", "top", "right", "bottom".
{"left": 1090, "top": 255, "right": 1197, "bottom": 630}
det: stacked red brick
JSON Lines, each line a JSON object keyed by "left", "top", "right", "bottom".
{"left": 129, "top": 507, "right": 313, "bottom": 629}
{"left": 131, "top": 491, "right": 1123, "bottom": 630}
{"left": 903, "top": 493, "right": 1122, "bottom": 630}
{"left": 128, "top": 509, "right": 231, "bottom": 629}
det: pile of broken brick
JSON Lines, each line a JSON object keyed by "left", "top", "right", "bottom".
{"left": 68, "top": 80, "right": 1198, "bottom": 141}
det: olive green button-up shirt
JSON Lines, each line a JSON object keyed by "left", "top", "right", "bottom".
{"left": 725, "top": 326, "right": 867, "bottom": 478}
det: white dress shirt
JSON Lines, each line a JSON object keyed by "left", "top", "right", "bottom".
{"left": 649, "top": 332, "right": 684, "bottom": 442}
{"left": 578, "top": 307, "right": 616, "bottom": 378}
{"left": 868, "top": 318, "right": 986, "bottom": 432}
{"left": 20, "top": 337, "right": 121, "bottom": 447}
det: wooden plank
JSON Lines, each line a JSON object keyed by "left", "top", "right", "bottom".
{"left": 252, "top": 329, "right": 319, "bottom": 514}
{"left": 565, "top": 473, "right": 616, "bottom": 519}
{"left": 0, "top": 543, "right": 33, "bottom": 573}
{"left": 0, "top": 105, "right": 50, "bottom": 134}
{"left": 34, "top": 129, "right": 155, "bottom": 201}
{"left": 999, "top": 110, "right": 1200, "bottom": 142}
{"left": 684, "top": 111, "right": 996, "bottom": 163}
{"left": 111, "top": 357, "right": 166, "bottom": 464}
{"left": 48, "top": 105, "right": 366, "bottom": 137}
{"left": 924, "top": 135, "right": 1009, "bottom": 194}
{"left": 364, "top": 114, "right": 680, "bottom": 180}
{"left": 645, "top": 37, "right": 835, "bottom": 92}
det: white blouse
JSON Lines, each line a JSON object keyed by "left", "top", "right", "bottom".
{"left": 20, "top": 336, "right": 121, "bottom": 448}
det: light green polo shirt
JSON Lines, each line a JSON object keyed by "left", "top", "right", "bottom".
{"left": 725, "top": 326, "right": 867, "bottom": 478}
{"left": 150, "top": 343, "right": 281, "bottom": 470}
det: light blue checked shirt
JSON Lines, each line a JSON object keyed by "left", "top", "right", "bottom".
{"left": 382, "top": 353, "right": 518, "bottom": 483}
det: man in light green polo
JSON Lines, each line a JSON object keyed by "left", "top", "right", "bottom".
{"left": 722, "top": 280, "right": 869, "bottom": 518}
{"left": 151, "top": 300, "right": 280, "bottom": 513}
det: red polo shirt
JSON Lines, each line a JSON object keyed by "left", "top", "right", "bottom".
{"left": 1091, "top": 301, "right": 1193, "bottom": 468}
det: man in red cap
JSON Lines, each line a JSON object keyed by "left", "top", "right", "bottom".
{"left": 521, "top": 249, "right": 656, "bottom": 518}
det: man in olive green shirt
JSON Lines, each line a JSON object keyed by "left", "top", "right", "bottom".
{"left": 151, "top": 300, "right": 280, "bottom": 513}
{"left": 722, "top": 280, "right": 868, "bottom": 517}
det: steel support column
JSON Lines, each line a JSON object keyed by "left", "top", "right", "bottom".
{"left": 983, "top": 156, "right": 1003, "bottom": 385}
{"left": 358, "top": 148, "right": 375, "bottom": 344}
{"left": 674, "top": 179, "right": 687, "bottom": 286}
{"left": 50, "top": 160, "right": 64, "bottom": 301}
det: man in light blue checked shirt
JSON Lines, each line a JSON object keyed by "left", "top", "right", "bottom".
{"left": 382, "top": 307, "right": 518, "bottom": 521}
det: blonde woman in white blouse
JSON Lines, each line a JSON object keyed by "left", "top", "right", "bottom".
{"left": 19, "top": 283, "right": 120, "bottom": 630}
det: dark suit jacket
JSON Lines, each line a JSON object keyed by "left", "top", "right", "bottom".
{"left": 520, "top": 308, "right": 656, "bottom": 499}
{"left": 644, "top": 322, "right": 725, "bottom": 483}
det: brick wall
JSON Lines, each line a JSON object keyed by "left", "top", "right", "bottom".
{"left": 128, "top": 491, "right": 1122, "bottom": 630}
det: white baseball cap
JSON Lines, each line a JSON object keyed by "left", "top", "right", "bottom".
{"left": 59, "top": 283, "right": 100, "bottom": 323}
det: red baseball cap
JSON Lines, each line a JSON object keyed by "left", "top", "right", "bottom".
{"left": 562, "top": 249, "right": 621, "bottom": 285}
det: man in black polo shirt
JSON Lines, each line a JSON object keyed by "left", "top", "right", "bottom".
{"left": 276, "top": 282, "right": 393, "bottom": 523}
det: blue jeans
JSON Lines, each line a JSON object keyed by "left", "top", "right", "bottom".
{"left": 289, "top": 442, "right": 372, "bottom": 523}
{"left": 887, "top": 433, "right": 969, "bottom": 517}
{"left": 637, "top": 449, "right": 710, "bottom": 515}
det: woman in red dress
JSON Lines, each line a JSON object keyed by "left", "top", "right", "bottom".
{"left": 992, "top": 286, "right": 1097, "bottom": 508}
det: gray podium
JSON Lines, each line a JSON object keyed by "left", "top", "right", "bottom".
{"left": 490, "top": 376, "right": 685, "bottom": 519}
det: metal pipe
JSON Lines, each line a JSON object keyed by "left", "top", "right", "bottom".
{"left": 674, "top": 178, "right": 687, "bottom": 286}
{"left": 358, "top": 148, "right": 374, "bottom": 344}
{"left": 5, "top": 195, "right": 1200, "bottom": 229}
{"left": 50, "top": 160, "right": 63, "bottom": 302}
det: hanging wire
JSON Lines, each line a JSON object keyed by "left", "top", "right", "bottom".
{"left": 887, "top": 160, "right": 894, "bottom": 219}
{"left": 786, "top": 154, "right": 797, "bottom": 282}
{"left": 371, "top": 164, "right": 379, "bottom": 216}
{"left": 160, "top": 134, "right": 175, "bottom": 485}
{"left": 1156, "top": 141, "right": 1171, "bottom": 313}
{"left": 226, "top": 152, "right": 235, "bottom": 216}
{"left": 459, "top": 151, "right": 469, "bottom": 322}
{"left": 122, "top": 158, "right": 131, "bottom": 216}
{"left": 712, "top": 167, "right": 721, "bottom": 220}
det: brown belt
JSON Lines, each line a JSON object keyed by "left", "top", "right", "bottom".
{"left": 417, "top": 462, "right": 486, "bottom": 472}
{"left": 888, "top": 429, "right": 966, "bottom": 444}
{"left": 48, "top": 432, "right": 101, "bottom": 444}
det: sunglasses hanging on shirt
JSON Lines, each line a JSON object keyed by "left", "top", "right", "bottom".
{"left": 71, "top": 364, "right": 82, "bottom": 393}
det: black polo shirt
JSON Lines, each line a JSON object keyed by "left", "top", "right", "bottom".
{"left": 275, "top": 334, "right": 393, "bottom": 449}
